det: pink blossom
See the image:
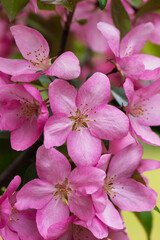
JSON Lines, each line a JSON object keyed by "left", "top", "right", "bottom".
{"left": 0, "top": 25, "right": 80, "bottom": 82}
{"left": 0, "top": 176, "right": 43, "bottom": 240}
{"left": 95, "top": 143, "right": 157, "bottom": 212}
{"left": 44, "top": 72, "right": 129, "bottom": 166}
{"left": 124, "top": 78, "right": 160, "bottom": 145}
{"left": 0, "top": 84, "right": 49, "bottom": 150}
{"left": 15, "top": 145, "right": 106, "bottom": 239}
{"left": 97, "top": 22, "right": 160, "bottom": 81}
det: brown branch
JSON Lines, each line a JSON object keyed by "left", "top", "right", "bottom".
{"left": 58, "top": 8, "right": 75, "bottom": 56}
{"left": 0, "top": 140, "right": 42, "bottom": 188}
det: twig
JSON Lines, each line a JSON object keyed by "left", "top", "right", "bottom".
{"left": 0, "top": 140, "right": 42, "bottom": 188}
{"left": 58, "top": 8, "right": 75, "bottom": 55}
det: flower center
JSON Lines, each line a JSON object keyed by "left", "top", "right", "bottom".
{"left": 103, "top": 175, "right": 118, "bottom": 198}
{"left": 130, "top": 98, "right": 151, "bottom": 120}
{"left": 69, "top": 107, "right": 89, "bottom": 131}
{"left": 17, "top": 99, "right": 40, "bottom": 119}
{"left": 54, "top": 178, "right": 72, "bottom": 205}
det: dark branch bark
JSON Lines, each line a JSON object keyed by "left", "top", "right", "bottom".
{"left": 0, "top": 140, "right": 42, "bottom": 188}
{"left": 58, "top": 8, "right": 75, "bottom": 55}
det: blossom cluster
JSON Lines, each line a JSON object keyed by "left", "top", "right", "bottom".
{"left": 0, "top": 0, "right": 160, "bottom": 239}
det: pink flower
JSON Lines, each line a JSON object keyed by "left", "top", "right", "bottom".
{"left": 0, "top": 84, "right": 49, "bottom": 150}
{"left": 15, "top": 145, "right": 105, "bottom": 239}
{"left": 95, "top": 143, "right": 157, "bottom": 213}
{"left": 124, "top": 78, "right": 160, "bottom": 145}
{"left": 0, "top": 176, "right": 43, "bottom": 240}
{"left": 0, "top": 25, "right": 80, "bottom": 82}
{"left": 97, "top": 22, "right": 160, "bottom": 80}
{"left": 44, "top": 72, "right": 129, "bottom": 166}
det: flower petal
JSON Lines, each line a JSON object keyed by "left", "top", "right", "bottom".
{"left": 46, "top": 52, "right": 80, "bottom": 79}
{"left": 120, "top": 23, "right": 153, "bottom": 57}
{"left": 44, "top": 113, "right": 72, "bottom": 148}
{"left": 67, "top": 128, "right": 102, "bottom": 166}
{"left": 88, "top": 104, "right": 129, "bottom": 140}
{"left": 37, "top": 197, "right": 69, "bottom": 239}
{"left": 108, "top": 143, "right": 143, "bottom": 179}
{"left": 36, "top": 145, "right": 71, "bottom": 184}
{"left": 49, "top": 79, "right": 77, "bottom": 114}
{"left": 138, "top": 159, "right": 160, "bottom": 173}
{"left": 10, "top": 25, "right": 49, "bottom": 63}
{"left": 15, "top": 179, "right": 54, "bottom": 210}
{"left": 112, "top": 178, "right": 157, "bottom": 211}
{"left": 76, "top": 72, "right": 111, "bottom": 110}
{"left": 97, "top": 22, "right": 120, "bottom": 57}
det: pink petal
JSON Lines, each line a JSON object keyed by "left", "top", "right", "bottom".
{"left": 47, "top": 216, "right": 75, "bottom": 240}
{"left": 123, "top": 78, "right": 134, "bottom": 112}
{"left": 11, "top": 116, "right": 43, "bottom": 151}
{"left": 49, "top": 79, "right": 77, "bottom": 114}
{"left": 76, "top": 72, "right": 111, "bottom": 110}
{"left": 37, "top": 197, "right": 69, "bottom": 239}
{"left": 46, "top": 51, "right": 80, "bottom": 79}
{"left": 88, "top": 104, "right": 129, "bottom": 140}
{"left": 0, "top": 58, "right": 32, "bottom": 75}
{"left": 108, "top": 229, "right": 129, "bottom": 240}
{"left": 74, "top": 217, "right": 109, "bottom": 239}
{"left": 97, "top": 22, "right": 120, "bottom": 57}
{"left": 11, "top": 72, "right": 43, "bottom": 83}
{"left": 0, "top": 198, "right": 11, "bottom": 228}
{"left": 11, "top": 25, "right": 49, "bottom": 63}
{"left": 68, "top": 194, "right": 94, "bottom": 225}
{"left": 97, "top": 199, "right": 123, "bottom": 230}
{"left": 112, "top": 178, "right": 157, "bottom": 211}
{"left": 67, "top": 128, "right": 102, "bottom": 166}
{"left": 44, "top": 113, "right": 72, "bottom": 148}
{"left": 9, "top": 209, "right": 44, "bottom": 240}
{"left": 96, "top": 154, "right": 111, "bottom": 172}
{"left": 108, "top": 143, "right": 143, "bottom": 179}
{"left": 23, "top": 84, "right": 43, "bottom": 104}
{"left": 92, "top": 189, "right": 108, "bottom": 213}
{"left": 69, "top": 167, "right": 105, "bottom": 195}
{"left": 15, "top": 179, "right": 54, "bottom": 210}
{"left": 120, "top": 23, "right": 154, "bottom": 57}
{"left": 116, "top": 56, "right": 145, "bottom": 79}
{"left": 129, "top": 115, "right": 160, "bottom": 145}
{"left": 0, "top": 176, "right": 21, "bottom": 204}
{"left": 138, "top": 159, "right": 160, "bottom": 173}
{"left": 0, "top": 225, "right": 19, "bottom": 240}
{"left": 73, "top": 223, "right": 99, "bottom": 240}
{"left": 36, "top": 145, "right": 71, "bottom": 184}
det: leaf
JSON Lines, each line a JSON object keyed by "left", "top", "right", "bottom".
{"left": 1, "top": 0, "right": 29, "bottom": 21}
{"left": 134, "top": 211, "right": 152, "bottom": 239}
{"left": 39, "top": 0, "right": 82, "bottom": 11}
{"left": 111, "top": 87, "right": 128, "bottom": 107}
{"left": 136, "top": 0, "right": 160, "bottom": 19}
{"left": 154, "top": 205, "right": 160, "bottom": 213}
{"left": 130, "top": 0, "right": 143, "bottom": 8}
{"left": 111, "top": 0, "right": 132, "bottom": 38}
{"left": 102, "top": 140, "right": 109, "bottom": 150}
{"left": 22, "top": 162, "right": 38, "bottom": 186}
{"left": 76, "top": 19, "right": 88, "bottom": 25}
{"left": 37, "top": 0, "right": 55, "bottom": 10}
{"left": 150, "top": 126, "right": 160, "bottom": 137}
{"left": 98, "top": 0, "right": 108, "bottom": 10}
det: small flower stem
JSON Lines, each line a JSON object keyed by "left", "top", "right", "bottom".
{"left": 47, "top": 76, "right": 54, "bottom": 82}
{"left": 39, "top": 88, "right": 48, "bottom": 92}
{"left": 58, "top": 7, "right": 75, "bottom": 56}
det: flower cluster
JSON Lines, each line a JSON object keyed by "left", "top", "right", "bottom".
{"left": 0, "top": 0, "right": 160, "bottom": 239}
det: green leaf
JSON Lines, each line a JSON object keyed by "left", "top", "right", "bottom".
{"left": 136, "top": 0, "right": 160, "bottom": 19}
{"left": 1, "top": 0, "right": 29, "bottom": 21}
{"left": 37, "top": 0, "right": 55, "bottom": 10}
{"left": 111, "top": 0, "right": 132, "bottom": 38}
{"left": 111, "top": 87, "right": 128, "bottom": 107}
{"left": 39, "top": 0, "right": 82, "bottom": 11}
{"left": 98, "top": 0, "right": 108, "bottom": 10}
{"left": 154, "top": 205, "right": 160, "bottom": 213}
{"left": 102, "top": 140, "right": 109, "bottom": 150}
{"left": 134, "top": 211, "right": 152, "bottom": 239}
{"left": 150, "top": 126, "right": 160, "bottom": 137}
{"left": 76, "top": 19, "right": 88, "bottom": 25}
{"left": 130, "top": 0, "right": 143, "bottom": 8}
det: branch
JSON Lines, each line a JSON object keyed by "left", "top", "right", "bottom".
{"left": 58, "top": 8, "right": 75, "bottom": 55}
{"left": 0, "top": 140, "right": 42, "bottom": 188}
